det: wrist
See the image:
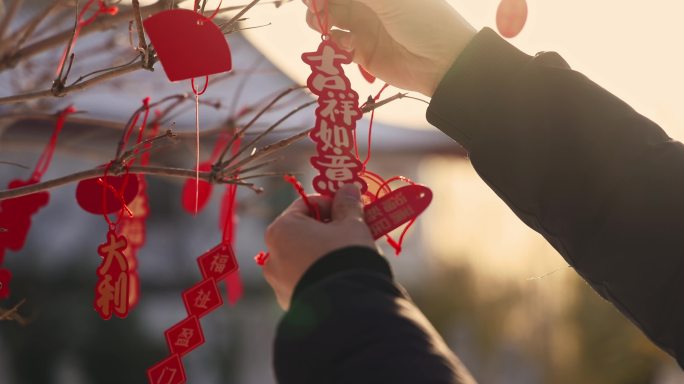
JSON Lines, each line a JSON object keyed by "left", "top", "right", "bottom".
{"left": 427, "top": 26, "right": 477, "bottom": 97}
{"left": 290, "top": 246, "right": 391, "bottom": 304}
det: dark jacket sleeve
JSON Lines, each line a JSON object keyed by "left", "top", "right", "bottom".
{"left": 273, "top": 246, "right": 476, "bottom": 384}
{"left": 427, "top": 27, "right": 684, "bottom": 368}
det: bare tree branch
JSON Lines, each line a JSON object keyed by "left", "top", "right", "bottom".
{"left": 130, "top": 0, "right": 152, "bottom": 69}
{"left": 1, "top": 0, "right": 62, "bottom": 57}
{"left": 0, "top": 0, "right": 171, "bottom": 72}
{"left": 0, "top": 0, "right": 21, "bottom": 44}
{"left": 219, "top": 0, "right": 262, "bottom": 33}
{"left": 0, "top": 59, "right": 144, "bottom": 104}
{"left": 0, "top": 299, "right": 28, "bottom": 326}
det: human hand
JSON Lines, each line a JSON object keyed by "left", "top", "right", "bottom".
{"left": 262, "top": 184, "right": 377, "bottom": 310}
{"left": 302, "top": 0, "right": 476, "bottom": 97}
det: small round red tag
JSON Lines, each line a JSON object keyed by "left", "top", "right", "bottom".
{"left": 496, "top": 0, "right": 528, "bottom": 38}
{"left": 76, "top": 173, "right": 139, "bottom": 215}
{"left": 181, "top": 162, "right": 213, "bottom": 214}
{"left": 0, "top": 268, "right": 12, "bottom": 299}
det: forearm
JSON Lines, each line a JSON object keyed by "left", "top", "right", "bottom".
{"left": 274, "top": 247, "right": 476, "bottom": 384}
{"left": 427, "top": 28, "right": 684, "bottom": 367}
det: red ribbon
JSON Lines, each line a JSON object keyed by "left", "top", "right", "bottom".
{"left": 31, "top": 106, "right": 77, "bottom": 182}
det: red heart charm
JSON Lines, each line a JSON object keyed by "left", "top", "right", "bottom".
{"left": 181, "top": 162, "right": 213, "bottom": 214}
{"left": 76, "top": 173, "right": 139, "bottom": 215}
{"left": 0, "top": 268, "right": 12, "bottom": 299}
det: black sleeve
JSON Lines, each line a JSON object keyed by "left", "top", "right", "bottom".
{"left": 273, "top": 246, "right": 476, "bottom": 384}
{"left": 427, "top": 27, "right": 684, "bottom": 368}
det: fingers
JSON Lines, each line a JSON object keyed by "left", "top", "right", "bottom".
{"left": 329, "top": 29, "right": 354, "bottom": 51}
{"left": 305, "top": 4, "right": 355, "bottom": 33}
{"left": 281, "top": 194, "right": 333, "bottom": 219}
{"left": 331, "top": 184, "right": 363, "bottom": 222}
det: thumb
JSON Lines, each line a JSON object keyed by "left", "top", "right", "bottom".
{"left": 331, "top": 184, "right": 363, "bottom": 221}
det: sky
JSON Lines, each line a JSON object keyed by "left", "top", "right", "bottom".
{"left": 131, "top": 1, "right": 684, "bottom": 139}
{"left": 234, "top": 0, "right": 684, "bottom": 140}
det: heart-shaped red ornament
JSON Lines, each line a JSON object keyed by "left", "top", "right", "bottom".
{"left": 0, "top": 179, "right": 50, "bottom": 263}
{"left": 0, "top": 268, "right": 12, "bottom": 299}
{"left": 76, "top": 173, "right": 139, "bottom": 215}
{"left": 143, "top": 9, "right": 232, "bottom": 82}
{"left": 181, "top": 162, "right": 213, "bottom": 214}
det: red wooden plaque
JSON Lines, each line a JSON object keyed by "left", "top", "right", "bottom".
{"left": 197, "top": 242, "right": 238, "bottom": 281}
{"left": 147, "top": 354, "right": 186, "bottom": 384}
{"left": 364, "top": 184, "right": 433, "bottom": 239}
{"left": 182, "top": 278, "right": 222, "bottom": 318}
{"left": 143, "top": 9, "right": 232, "bottom": 82}
{"left": 164, "top": 316, "right": 205, "bottom": 357}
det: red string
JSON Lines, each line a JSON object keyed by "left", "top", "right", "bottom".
{"left": 357, "top": 83, "right": 389, "bottom": 169}
{"left": 206, "top": 0, "right": 223, "bottom": 20}
{"left": 283, "top": 174, "right": 321, "bottom": 221}
{"left": 221, "top": 137, "right": 242, "bottom": 243}
{"left": 56, "top": 0, "right": 118, "bottom": 76}
{"left": 31, "top": 106, "right": 77, "bottom": 182}
{"left": 310, "top": 0, "right": 330, "bottom": 36}
{"left": 100, "top": 162, "right": 133, "bottom": 230}
{"left": 191, "top": 76, "right": 209, "bottom": 96}
{"left": 190, "top": 77, "right": 209, "bottom": 215}
{"left": 141, "top": 111, "right": 162, "bottom": 166}
{"left": 127, "top": 97, "right": 151, "bottom": 166}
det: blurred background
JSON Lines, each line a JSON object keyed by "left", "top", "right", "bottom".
{"left": 1, "top": 1, "right": 683, "bottom": 383}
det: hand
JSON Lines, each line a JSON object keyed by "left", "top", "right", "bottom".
{"left": 303, "top": 0, "right": 476, "bottom": 97}
{"left": 262, "top": 184, "right": 377, "bottom": 310}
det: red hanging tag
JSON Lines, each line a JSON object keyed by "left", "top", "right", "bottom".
{"left": 94, "top": 230, "right": 130, "bottom": 320}
{"left": 358, "top": 64, "right": 376, "bottom": 84}
{"left": 303, "top": 39, "right": 368, "bottom": 196}
{"left": 197, "top": 243, "right": 238, "bottom": 281}
{"left": 364, "top": 184, "right": 432, "bottom": 240}
{"left": 496, "top": 0, "right": 528, "bottom": 38}
{"left": 76, "top": 172, "right": 139, "bottom": 215}
{"left": 182, "top": 277, "right": 223, "bottom": 318}
{"left": 165, "top": 315, "right": 206, "bottom": 357}
{"left": 143, "top": 9, "right": 232, "bottom": 82}
{"left": 181, "top": 162, "right": 213, "bottom": 214}
{"left": 0, "top": 268, "right": 12, "bottom": 299}
{"left": 0, "top": 106, "right": 74, "bottom": 296}
{"left": 0, "top": 180, "right": 50, "bottom": 264}
{"left": 147, "top": 354, "right": 186, "bottom": 384}
{"left": 118, "top": 176, "right": 149, "bottom": 308}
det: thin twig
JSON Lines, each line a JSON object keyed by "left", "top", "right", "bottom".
{"left": 3, "top": 0, "right": 62, "bottom": 56}
{"left": 361, "top": 92, "right": 408, "bottom": 113}
{"left": 0, "top": 160, "right": 29, "bottom": 169}
{"left": 0, "top": 165, "right": 239, "bottom": 201}
{"left": 0, "top": 59, "right": 144, "bottom": 104}
{"left": 222, "top": 129, "right": 311, "bottom": 177}
{"left": 219, "top": 0, "right": 262, "bottom": 33}
{"left": 0, "top": 0, "right": 171, "bottom": 72}
{"left": 216, "top": 86, "right": 305, "bottom": 164}
{"left": 130, "top": 0, "right": 151, "bottom": 69}
{"left": 0, "top": 0, "right": 21, "bottom": 43}
{"left": 115, "top": 94, "right": 197, "bottom": 160}
{"left": 220, "top": 100, "right": 316, "bottom": 168}
{"left": 120, "top": 129, "right": 177, "bottom": 163}
{"left": 0, "top": 298, "right": 28, "bottom": 325}
{"left": 69, "top": 55, "right": 140, "bottom": 86}
{"left": 234, "top": 156, "right": 282, "bottom": 175}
